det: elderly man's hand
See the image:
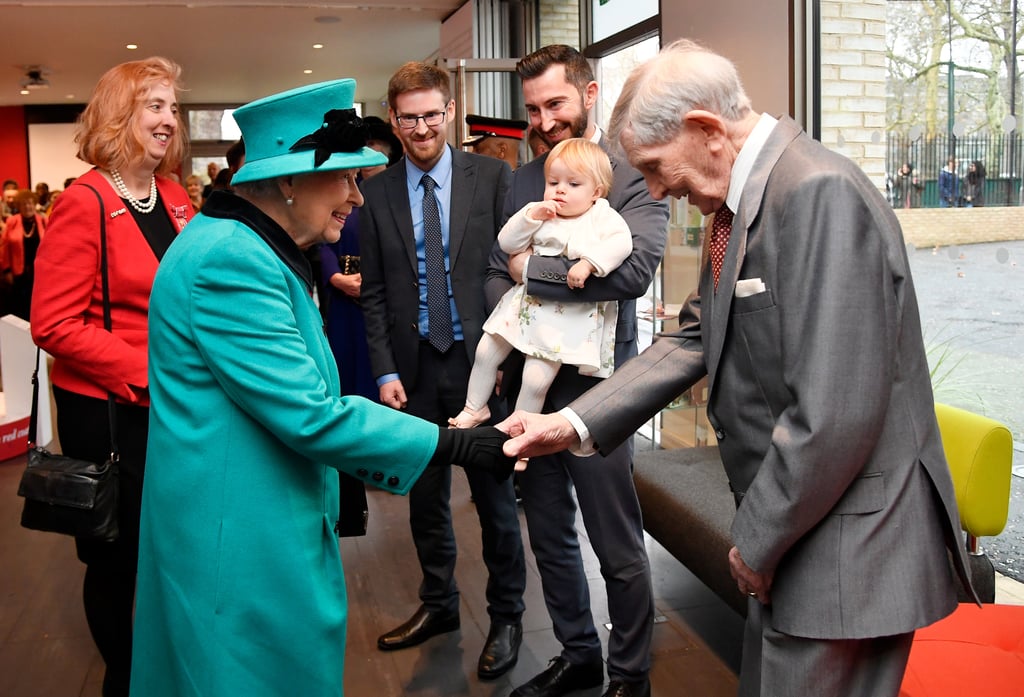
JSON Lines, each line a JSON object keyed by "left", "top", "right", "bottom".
{"left": 729, "top": 546, "right": 773, "bottom": 605}
{"left": 496, "top": 410, "right": 579, "bottom": 461}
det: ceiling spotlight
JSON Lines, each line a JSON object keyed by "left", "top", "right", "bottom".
{"left": 313, "top": 43, "right": 324, "bottom": 49}
{"left": 303, "top": 69, "right": 313, "bottom": 75}
{"left": 20, "top": 89, "right": 29, "bottom": 95}
{"left": 126, "top": 43, "right": 138, "bottom": 50}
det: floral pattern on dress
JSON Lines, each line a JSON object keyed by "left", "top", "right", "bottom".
{"left": 483, "top": 281, "right": 618, "bottom": 378}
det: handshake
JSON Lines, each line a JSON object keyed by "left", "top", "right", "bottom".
{"left": 430, "top": 411, "right": 581, "bottom": 480}
{"left": 431, "top": 426, "right": 517, "bottom": 480}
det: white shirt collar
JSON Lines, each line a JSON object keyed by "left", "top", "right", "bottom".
{"left": 725, "top": 113, "right": 777, "bottom": 214}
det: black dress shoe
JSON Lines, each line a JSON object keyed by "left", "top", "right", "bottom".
{"left": 511, "top": 656, "right": 604, "bottom": 697}
{"left": 478, "top": 621, "right": 522, "bottom": 679}
{"left": 377, "top": 605, "right": 459, "bottom": 651}
{"left": 602, "top": 678, "right": 651, "bottom": 697}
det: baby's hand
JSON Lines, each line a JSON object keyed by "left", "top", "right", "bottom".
{"left": 567, "top": 260, "right": 594, "bottom": 289}
{"left": 528, "top": 200, "right": 559, "bottom": 221}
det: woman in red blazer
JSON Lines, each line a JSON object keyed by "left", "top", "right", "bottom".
{"left": 1, "top": 188, "right": 46, "bottom": 319}
{"left": 30, "top": 56, "right": 193, "bottom": 697}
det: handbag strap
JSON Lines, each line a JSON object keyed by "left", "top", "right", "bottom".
{"left": 30, "top": 182, "right": 119, "bottom": 460}
{"left": 28, "top": 348, "right": 43, "bottom": 449}
{"left": 81, "top": 183, "right": 120, "bottom": 462}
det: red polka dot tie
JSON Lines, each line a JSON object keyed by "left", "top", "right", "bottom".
{"left": 710, "top": 205, "right": 734, "bottom": 292}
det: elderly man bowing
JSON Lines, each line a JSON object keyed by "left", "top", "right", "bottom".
{"left": 499, "top": 39, "right": 973, "bottom": 697}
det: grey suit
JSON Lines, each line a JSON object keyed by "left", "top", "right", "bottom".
{"left": 570, "top": 118, "right": 973, "bottom": 695}
{"left": 360, "top": 147, "right": 526, "bottom": 623}
{"left": 485, "top": 138, "right": 669, "bottom": 682}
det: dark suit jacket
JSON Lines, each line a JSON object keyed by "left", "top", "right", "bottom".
{"left": 571, "top": 117, "right": 972, "bottom": 640}
{"left": 360, "top": 147, "right": 511, "bottom": 390}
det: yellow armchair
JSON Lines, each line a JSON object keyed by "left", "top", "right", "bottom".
{"left": 934, "top": 402, "right": 1013, "bottom": 602}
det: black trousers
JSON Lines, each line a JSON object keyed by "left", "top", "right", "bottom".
{"left": 403, "top": 341, "right": 526, "bottom": 623}
{"left": 54, "top": 386, "right": 150, "bottom": 697}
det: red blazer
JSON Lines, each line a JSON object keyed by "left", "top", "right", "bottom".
{"left": 1, "top": 213, "right": 47, "bottom": 276}
{"left": 31, "top": 168, "right": 193, "bottom": 405}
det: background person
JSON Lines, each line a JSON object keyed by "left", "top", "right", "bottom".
{"left": 130, "top": 78, "right": 515, "bottom": 697}
{"left": 500, "top": 39, "right": 974, "bottom": 697}
{"left": 320, "top": 115, "right": 402, "bottom": 401}
{"left": 1, "top": 179, "right": 19, "bottom": 222}
{"left": 1, "top": 189, "right": 46, "bottom": 320}
{"left": 33, "top": 181, "right": 52, "bottom": 213}
{"left": 487, "top": 44, "right": 669, "bottom": 697}
{"left": 359, "top": 61, "right": 527, "bottom": 681}
{"left": 462, "top": 113, "right": 528, "bottom": 170}
{"left": 29, "top": 56, "right": 193, "bottom": 697}
{"left": 184, "top": 173, "right": 204, "bottom": 212}
{"left": 963, "top": 159, "right": 985, "bottom": 207}
{"left": 938, "top": 156, "right": 959, "bottom": 207}
{"left": 452, "top": 138, "right": 631, "bottom": 430}
{"left": 892, "top": 162, "right": 922, "bottom": 209}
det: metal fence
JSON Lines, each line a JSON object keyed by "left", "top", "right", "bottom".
{"left": 886, "top": 134, "right": 1023, "bottom": 208}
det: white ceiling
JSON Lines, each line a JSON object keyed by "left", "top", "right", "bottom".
{"left": 1, "top": 1, "right": 466, "bottom": 113}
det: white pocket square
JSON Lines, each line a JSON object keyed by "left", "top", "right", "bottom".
{"left": 735, "top": 278, "right": 766, "bottom": 298}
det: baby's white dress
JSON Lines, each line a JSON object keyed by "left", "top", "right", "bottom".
{"left": 483, "top": 198, "right": 632, "bottom": 378}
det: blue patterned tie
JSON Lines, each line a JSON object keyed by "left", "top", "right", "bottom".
{"left": 421, "top": 174, "right": 454, "bottom": 352}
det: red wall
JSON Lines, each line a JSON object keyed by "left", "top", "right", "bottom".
{"left": 0, "top": 107, "right": 29, "bottom": 188}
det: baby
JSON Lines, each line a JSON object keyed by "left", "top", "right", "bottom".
{"left": 451, "top": 138, "right": 632, "bottom": 429}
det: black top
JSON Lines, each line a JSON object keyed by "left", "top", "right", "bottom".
{"left": 123, "top": 198, "right": 177, "bottom": 261}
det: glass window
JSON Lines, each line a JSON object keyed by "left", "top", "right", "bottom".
{"left": 188, "top": 109, "right": 241, "bottom": 141}
{"left": 821, "top": 1, "right": 1023, "bottom": 580}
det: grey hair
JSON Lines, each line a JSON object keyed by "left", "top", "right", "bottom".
{"left": 231, "top": 177, "right": 280, "bottom": 199}
{"left": 609, "top": 39, "right": 752, "bottom": 148}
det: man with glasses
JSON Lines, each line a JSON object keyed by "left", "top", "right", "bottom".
{"left": 359, "top": 61, "right": 527, "bottom": 681}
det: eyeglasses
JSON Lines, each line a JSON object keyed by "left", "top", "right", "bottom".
{"left": 395, "top": 110, "right": 447, "bottom": 130}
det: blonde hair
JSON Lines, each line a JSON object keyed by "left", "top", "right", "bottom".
{"left": 544, "top": 138, "right": 612, "bottom": 196}
{"left": 75, "top": 56, "right": 187, "bottom": 175}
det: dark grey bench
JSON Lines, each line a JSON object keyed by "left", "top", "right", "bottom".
{"left": 633, "top": 445, "right": 992, "bottom": 614}
{"left": 632, "top": 446, "right": 746, "bottom": 616}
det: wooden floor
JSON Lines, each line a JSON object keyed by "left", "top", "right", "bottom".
{"left": 0, "top": 451, "right": 743, "bottom": 696}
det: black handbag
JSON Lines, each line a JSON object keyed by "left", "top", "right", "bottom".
{"left": 18, "top": 353, "right": 120, "bottom": 541}
{"left": 336, "top": 472, "right": 369, "bottom": 537}
{"left": 17, "top": 183, "right": 121, "bottom": 541}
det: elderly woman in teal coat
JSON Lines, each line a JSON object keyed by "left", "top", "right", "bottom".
{"left": 130, "top": 79, "right": 514, "bottom": 697}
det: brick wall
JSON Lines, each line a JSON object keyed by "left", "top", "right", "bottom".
{"left": 820, "top": 0, "right": 888, "bottom": 190}
{"left": 895, "top": 207, "right": 1024, "bottom": 248}
{"left": 539, "top": 0, "right": 580, "bottom": 48}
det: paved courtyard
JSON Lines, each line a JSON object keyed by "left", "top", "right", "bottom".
{"left": 908, "top": 239, "right": 1024, "bottom": 582}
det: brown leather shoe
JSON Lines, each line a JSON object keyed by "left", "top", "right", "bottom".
{"left": 376, "top": 605, "right": 459, "bottom": 651}
{"left": 477, "top": 621, "right": 522, "bottom": 679}
{"left": 602, "top": 678, "right": 651, "bottom": 697}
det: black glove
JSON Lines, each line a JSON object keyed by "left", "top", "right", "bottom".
{"left": 430, "top": 426, "right": 516, "bottom": 482}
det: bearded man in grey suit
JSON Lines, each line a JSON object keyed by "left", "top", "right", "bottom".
{"left": 486, "top": 45, "right": 669, "bottom": 697}
{"left": 499, "top": 39, "right": 973, "bottom": 697}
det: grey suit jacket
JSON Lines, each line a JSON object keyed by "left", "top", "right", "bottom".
{"left": 485, "top": 137, "right": 669, "bottom": 369}
{"left": 360, "top": 148, "right": 511, "bottom": 390}
{"left": 571, "top": 117, "right": 972, "bottom": 640}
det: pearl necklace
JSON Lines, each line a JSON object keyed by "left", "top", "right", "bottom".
{"left": 110, "top": 169, "right": 158, "bottom": 214}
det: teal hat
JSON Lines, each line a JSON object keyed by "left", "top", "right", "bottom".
{"left": 230, "top": 78, "right": 386, "bottom": 185}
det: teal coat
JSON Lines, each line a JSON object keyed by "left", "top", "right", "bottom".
{"left": 131, "top": 192, "right": 438, "bottom": 697}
